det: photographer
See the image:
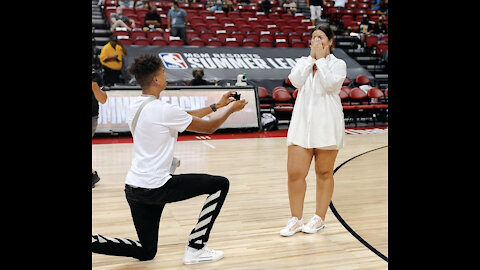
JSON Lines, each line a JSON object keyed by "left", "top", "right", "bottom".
{"left": 189, "top": 68, "right": 214, "bottom": 86}
{"left": 92, "top": 69, "right": 108, "bottom": 188}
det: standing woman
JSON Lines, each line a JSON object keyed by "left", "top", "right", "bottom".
{"left": 280, "top": 24, "right": 347, "bottom": 236}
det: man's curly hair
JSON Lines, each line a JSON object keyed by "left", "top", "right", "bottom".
{"left": 128, "top": 54, "right": 164, "bottom": 88}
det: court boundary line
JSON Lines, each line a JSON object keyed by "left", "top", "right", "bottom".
{"left": 330, "top": 145, "right": 388, "bottom": 262}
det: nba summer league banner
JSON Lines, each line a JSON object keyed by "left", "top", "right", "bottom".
{"left": 124, "top": 46, "right": 309, "bottom": 82}
{"left": 123, "top": 46, "right": 368, "bottom": 83}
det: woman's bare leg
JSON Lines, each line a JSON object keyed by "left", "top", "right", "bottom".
{"left": 313, "top": 149, "right": 339, "bottom": 220}
{"left": 287, "top": 145, "right": 314, "bottom": 219}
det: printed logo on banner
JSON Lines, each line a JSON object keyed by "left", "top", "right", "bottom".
{"left": 159, "top": 53, "right": 188, "bottom": 69}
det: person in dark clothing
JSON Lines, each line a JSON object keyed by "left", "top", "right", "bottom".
{"left": 142, "top": 4, "right": 164, "bottom": 32}
{"left": 189, "top": 68, "right": 214, "bottom": 86}
{"left": 261, "top": 0, "right": 272, "bottom": 15}
{"left": 92, "top": 70, "right": 108, "bottom": 188}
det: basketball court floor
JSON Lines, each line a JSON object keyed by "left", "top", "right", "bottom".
{"left": 92, "top": 128, "right": 388, "bottom": 269}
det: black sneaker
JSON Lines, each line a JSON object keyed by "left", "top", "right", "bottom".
{"left": 92, "top": 171, "right": 100, "bottom": 188}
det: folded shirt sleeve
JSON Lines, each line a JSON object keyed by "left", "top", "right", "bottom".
{"left": 314, "top": 57, "right": 347, "bottom": 93}
{"left": 288, "top": 56, "right": 316, "bottom": 90}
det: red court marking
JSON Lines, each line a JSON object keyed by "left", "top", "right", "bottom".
{"left": 92, "top": 126, "right": 387, "bottom": 145}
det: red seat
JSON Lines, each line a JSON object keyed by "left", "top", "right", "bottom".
{"left": 245, "top": 31, "right": 260, "bottom": 43}
{"left": 209, "top": 23, "right": 223, "bottom": 32}
{"left": 207, "top": 37, "right": 224, "bottom": 47}
{"left": 130, "top": 28, "right": 146, "bottom": 40}
{"left": 225, "top": 38, "right": 241, "bottom": 47}
{"left": 192, "top": 23, "right": 207, "bottom": 32}
{"left": 349, "top": 87, "right": 368, "bottom": 104}
{"left": 191, "top": 3, "right": 204, "bottom": 10}
{"left": 151, "top": 36, "right": 167, "bottom": 46}
{"left": 147, "top": 30, "right": 163, "bottom": 41}
{"left": 343, "top": 77, "right": 352, "bottom": 86}
{"left": 242, "top": 38, "right": 258, "bottom": 47}
{"left": 133, "top": 36, "right": 150, "bottom": 45}
{"left": 376, "top": 43, "right": 388, "bottom": 55}
{"left": 365, "top": 35, "right": 379, "bottom": 48}
{"left": 228, "top": 11, "right": 241, "bottom": 19}
{"left": 188, "top": 37, "right": 205, "bottom": 46}
{"left": 230, "top": 31, "right": 245, "bottom": 41}
{"left": 341, "top": 86, "right": 352, "bottom": 95}
{"left": 117, "top": 35, "right": 132, "bottom": 45}
{"left": 258, "top": 86, "right": 273, "bottom": 110}
{"left": 259, "top": 38, "right": 273, "bottom": 47}
{"left": 290, "top": 39, "right": 305, "bottom": 48}
{"left": 355, "top": 75, "right": 371, "bottom": 86}
{"left": 189, "top": 16, "right": 204, "bottom": 25}
{"left": 199, "top": 29, "right": 214, "bottom": 43}
{"left": 168, "top": 38, "right": 184, "bottom": 46}
{"left": 215, "top": 31, "right": 229, "bottom": 42}
{"left": 272, "top": 88, "right": 294, "bottom": 114}
{"left": 275, "top": 39, "right": 289, "bottom": 48}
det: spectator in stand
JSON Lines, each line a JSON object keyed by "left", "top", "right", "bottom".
{"left": 99, "top": 35, "right": 128, "bottom": 86}
{"left": 168, "top": 1, "right": 189, "bottom": 44}
{"left": 306, "top": 0, "right": 324, "bottom": 26}
{"left": 283, "top": 0, "right": 297, "bottom": 15}
{"left": 355, "top": 14, "right": 373, "bottom": 47}
{"left": 189, "top": 68, "right": 215, "bottom": 86}
{"left": 222, "top": 0, "right": 234, "bottom": 13}
{"left": 261, "top": 0, "right": 272, "bottom": 15}
{"left": 371, "top": 15, "right": 387, "bottom": 36}
{"left": 143, "top": 4, "right": 164, "bottom": 33}
{"left": 110, "top": 7, "right": 136, "bottom": 32}
{"left": 207, "top": 0, "right": 223, "bottom": 12}
{"left": 134, "top": 0, "right": 151, "bottom": 9}
{"left": 377, "top": 0, "right": 388, "bottom": 16}
{"left": 238, "top": 0, "right": 251, "bottom": 5}
{"left": 119, "top": 0, "right": 135, "bottom": 8}
{"left": 333, "top": 0, "right": 346, "bottom": 8}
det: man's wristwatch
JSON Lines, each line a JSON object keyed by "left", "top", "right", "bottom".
{"left": 210, "top": 104, "right": 217, "bottom": 112}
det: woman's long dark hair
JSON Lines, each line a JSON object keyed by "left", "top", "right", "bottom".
{"left": 312, "top": 24, "right": 335, "bottom": 55}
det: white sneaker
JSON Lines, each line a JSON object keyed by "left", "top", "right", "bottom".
{"left": 183, "top": 245, "right": 224, "bottom": 264}
{"left": 279, "top": 217, "right": 304, "bottom": 237}
{"left": 302, "top": 214, "right": 326, "bottom": 234}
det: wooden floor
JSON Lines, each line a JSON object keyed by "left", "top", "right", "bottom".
{"left": 92, "top": 132, "right": 388, "bottom": 270}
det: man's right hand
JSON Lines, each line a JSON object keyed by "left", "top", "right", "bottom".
{"left": 229, "top": 99, "right": 248, "bottom": 113}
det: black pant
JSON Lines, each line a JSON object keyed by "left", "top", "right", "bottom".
{"left": 102, "top": 65, "right": 121, "bottom": 86}
{"left": 92, "top": 174, "right": 229, "bottom": 261}
{"left": 171, "top": 27, "right": 187, "bottom": 44}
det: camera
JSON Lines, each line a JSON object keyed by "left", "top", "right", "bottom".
{"left": 235, "top": 73, "right": 247, "bottom": 86}
{"left": 232, "top": 92, "right": 241, "bottom": 100}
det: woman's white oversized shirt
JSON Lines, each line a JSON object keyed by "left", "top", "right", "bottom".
{"left": 286, "top": 54, "right": 346, "bottom": 149}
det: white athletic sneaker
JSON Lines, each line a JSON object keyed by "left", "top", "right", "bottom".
{"left": 183, "top": 245, "right": 224, "bottom": 264}
{"left": 302, "top": 214, "right": 326, "bottom": 234}
{"left": 280, "top": 217, "right": 304, "bottom": 237}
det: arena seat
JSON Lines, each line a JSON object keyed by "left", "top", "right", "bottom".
{"left": 355, "top": 75, "right": 371, "bottom": 86}
{"left": 133, "top": 36, "right": 150, "bottom": 46}
{"left": 130, "top": 28, "right": 146, "bottom": 40}
{"left": 225, "top": 38, "right": 241, "bottom": 47}
{"left": 259, "top": 38, "right": 273, "bottom": 47}
{"left": 189, "top": 37, "right": 205, "bottom": 46}
{"left": 168, "top": 38, "right": 184, "bottom": 46}
{"left": 207, "top": 37, "right": 224, "bottom": 47}
{"left": 151, "top": 36, "right": 167, "bottom": 46}
{"left": 242, "top": 38, "right": 258, "bottom": 47}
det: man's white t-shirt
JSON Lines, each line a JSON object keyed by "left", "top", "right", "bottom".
{"left": 125, "top": 95, "right": 193, "bottom": 189}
